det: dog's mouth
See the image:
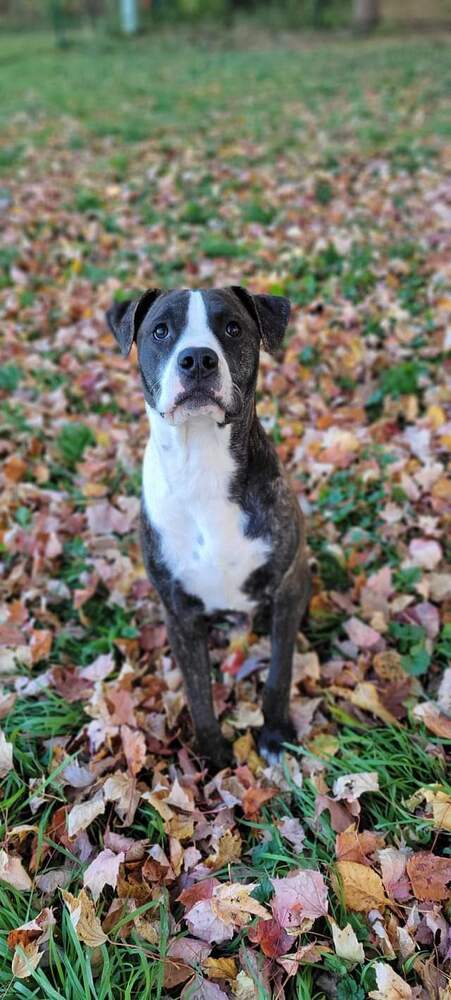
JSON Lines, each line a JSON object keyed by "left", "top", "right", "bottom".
{"left": 161, "top": 387, "right": 226, "bottom": 423}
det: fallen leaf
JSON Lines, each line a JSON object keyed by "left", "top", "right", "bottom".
{"left": 408, "top": 538, "right": 442, "bottom": 570}
{"left": 0, "top": 729, "right": 13, "bottom": 777}
{"left": 11, "top": 942, "right": 42, "bottom": 980}
{"left": 203, "top": 956, "right": 237, "bottom": 980}
{"left": 330, "top": 918, "right": 365, "bottom": 963}
{"left": 406, "top": 852, "right": 451, "bottom": 901}
{"left": 271, "top": 869, "right": 328, "bottom": 928}
{"left": 368, "top": 962, "right": 413, "bottom": 998}
{"left": 349, "top": 683, "right": 401, "bottom": 726}
{"left": 333, "top": 771, "right": 379, "bottom": 802}
{"left": 211, "top": 882, "right": 270, "bottom": 927}
{"left": 277, "top": 816, "right": 306, "bottom": 853}
{"left": 120, "top": 724, "right": 146, "bottom": 776}
{"left": 413, "top": 701, "right": 451, "bottom": 739}
{"left": 205, "top": 830, "right": 242, "bottom": 869}
{"left": 344, "top": 617, "right": 381, "bottom": 649}
{"left": 62, "top": 888, "right": 107, "bottom": 946}
{"left": 336, "top": 826, "right": 385, "bottom": 864}
{"left": 248, "top": 916, "right": 293, "bottom": 957}
{"left": 378, "top": 847, "right": 411, "bottom": 902}
{"left": 83, "top": 848, "right": 124, "bottom": 901}
{"left": 185, "top": 899, "right": 234, "bottom": 945}
{"left": 67, "top": 794, "right": 105, "bottom": 838}
{"left": 334, "top": 861, "right": 385, "bottom": 912}
{"left": 0, "top": 850, "right": 32, "bottom": 891}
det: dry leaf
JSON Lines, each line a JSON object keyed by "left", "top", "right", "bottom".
{"left": 334, "top": 861, "right": 385, "bottom": 912}
{"left": 205, "top": 830, "right": 242, "bottom": 869}
{"left": 11, "top": 942, "right": 42, "bottom": 979}
{"left": 344, "top": 617, "right": 381, "bottom": 649}
{"left": 62, "top": 888, "right": 107, "bottom": 946}
{"left": 333, "top": 771, "right": 379, "bottom": 802}
{"left": 413, "top": 701, "right": 451, "bottom": 739}
{"left": 271, "top": 869, "right": 328, "bottom": 928}
{"left": 368, "top": 962, "right": 413, "bottom": 999}
{"left": 67, "top": 794, "right": 105, "bottom": 837}
{"left": 211, "top": 882, "right": 270, "bottom": 927}
{"left": 330, "top": 918, "right": 365, "bottom": 963}
{"left": 0, "top": 850, "right": 32, "bottom": 891}
{"left": 203, "top": 956, "right": 237, "bottom": 980}
{"left": 349, "top": 683, "right": 400, "bottom": 727}
{"left": 83, "top": 849, "right": 124, "bottom": 901}
{"left": 0, "top": 729, "right": 13, "bottom": 777}
{"left": 120, "top": 724, "right": 146, "bottom": 776}
{"left": 406, "top": 852, "right": 451, "bottom": 901}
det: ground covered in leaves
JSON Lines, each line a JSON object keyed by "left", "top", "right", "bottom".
{"left": 0, "top": 27, "right": 450, "bottom": 1000}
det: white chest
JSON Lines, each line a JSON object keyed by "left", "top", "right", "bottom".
{"left": 142, "top": 413, "right": 269, "bottom": 614}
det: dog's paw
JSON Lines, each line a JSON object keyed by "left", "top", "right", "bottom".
{"left": 196, "top": 733, "right": 233, "bottom": 772}
{"left": 258, "top": 720, "right": 296, "bottom": 765}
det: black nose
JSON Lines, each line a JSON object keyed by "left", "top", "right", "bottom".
{"left": 177, "top": 347, "right": 219, "bottom": 380}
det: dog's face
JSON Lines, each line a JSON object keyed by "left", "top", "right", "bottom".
{"left": 106, "top": 287, "right": 290, "bottom": 426}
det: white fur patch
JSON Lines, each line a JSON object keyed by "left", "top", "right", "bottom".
{"left": 158, "top": 290, "right": 233, "bottom": 423}
{"left": 143, "top": 406, "right": 269, "bottom": 614}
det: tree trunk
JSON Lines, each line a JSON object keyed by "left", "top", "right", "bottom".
{"left": 119, "top": 0, "right": 138, "bottom": 34}
{"left": 353, "top": 0, "right": 380, "bottom": 33}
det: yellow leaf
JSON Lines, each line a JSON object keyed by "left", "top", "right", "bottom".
{"left": 349, "top": 683, "right": 400, "bottom": 727}
{"left": 205, "top": 830, "right": 242, "bottom": 870}
{"left": 334, "top": 861, "right": 386, "bottom": 913}
{"left": 204, "top": 956, "right": 238, "bottom": 980}
{"left": 62, "top": 889, "right": 107, "bottom": 947}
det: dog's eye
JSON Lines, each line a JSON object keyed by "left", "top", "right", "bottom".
{"left": 225, "top": 321, "right": 241, "bottom": 338}
{"left": 153, "top": 323, "right": 169, "bottom": 341}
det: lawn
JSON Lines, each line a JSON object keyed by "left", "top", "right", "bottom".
{"left": 0, "top": 25, "right": 450, "bottom": 1000}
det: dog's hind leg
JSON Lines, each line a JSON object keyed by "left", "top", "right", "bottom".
{"left": 258, "top": 558, "right": 311, "bottom": 763}
{"left": 164, "top": 609, "right": 233, "bottom": 770}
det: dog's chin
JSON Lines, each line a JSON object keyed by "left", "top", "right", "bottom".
{"left": 161, "top": 390, "right": 227, "bottom": 427}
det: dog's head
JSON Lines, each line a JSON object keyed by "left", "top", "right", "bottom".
{"left": 106, "top": 287, "right": 290, "bottom": 426}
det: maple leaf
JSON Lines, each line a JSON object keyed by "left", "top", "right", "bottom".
{"left": 270, "top": 869, "right": 328, "bottom": 928}
{"left": 62, "top": 888, "right": 107, "bottom": 947}
{"left": 83, "top": 848, "right": 124, "bottom": 901}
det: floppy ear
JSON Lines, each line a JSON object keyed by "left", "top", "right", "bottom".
{"left": 106, "top": 288, "right": 162, "bottom": 357}
{"left": 230, "top": 286, "right": 291, "bottom": 354}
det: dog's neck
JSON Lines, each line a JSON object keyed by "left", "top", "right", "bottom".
{"left": 145, "top": 400, "right": 259, "bottom": 477}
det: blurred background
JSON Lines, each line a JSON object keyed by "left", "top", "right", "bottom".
{"left": 1, "top": 0, "right": 451, "bottom": 38}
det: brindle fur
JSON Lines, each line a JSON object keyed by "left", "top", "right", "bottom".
{"left": 107, "top": 287, "right": 311, "bottom": 768}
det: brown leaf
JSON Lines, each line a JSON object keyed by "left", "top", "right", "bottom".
{"left": 406, "top": 852, "right": 451, "bottom": 901}
{"left": 368, "top": 962, "right": 413, "bottom": 998}
{"left": 413, "top": 701, "right": 451, "bottom": 739}
{"left": 62, "top": 888, "right": 107, "bottom": 946}
{"left": 241, "top": 785, "right": 277, "bottom": 818}
{"left": 334, "top": 861, "right": 385, "bottom": 912}
{"left": 67, "top": 793, "right": 105, "bottom": 838}
{"left": 120, "top": 724, "right": 146, "bottom": 776}
{"left": 336, "top": 826, "right": 385, "bottom": 864}
{"left": 349, "top": 682, "right": 401, "bottom": 727}
{"left": 30, "top": 629, "right": 53, "bottom": 664}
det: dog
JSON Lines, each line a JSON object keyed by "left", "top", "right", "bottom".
{"left": 106, "top": 287, "right": 311, "bottom": 769}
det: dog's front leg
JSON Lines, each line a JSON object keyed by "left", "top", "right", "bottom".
{"left": 259, "top": 559, "right": 311, "bottom": 763}
{"left": 164, "top": 609, "right": 232, "bottom": 770}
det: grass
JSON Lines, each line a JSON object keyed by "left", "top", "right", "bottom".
{"left": 0, "top": 22, "right": 450, "bottom": 1000}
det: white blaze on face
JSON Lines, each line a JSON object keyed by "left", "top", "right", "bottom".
{"left": 158, "top": 290, "right": 233, "bottom": 423}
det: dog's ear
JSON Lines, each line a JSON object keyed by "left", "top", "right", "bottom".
{"left": 230, "top": 286, "right": 291, "bottom": 354}
{"left": 106, "top": 288, "right": 162, "bottom": 356}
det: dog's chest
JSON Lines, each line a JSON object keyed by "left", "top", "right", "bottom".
{"left": 143, "top": 419, "right": 269, "bottom": 614}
